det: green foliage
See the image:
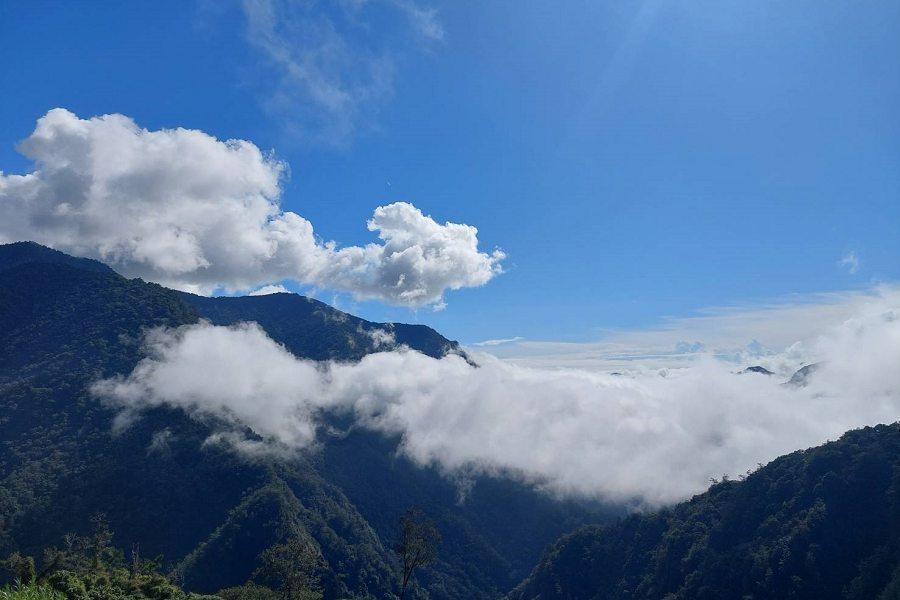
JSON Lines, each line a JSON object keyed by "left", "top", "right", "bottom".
{"left": 395, "top": 509, "right": 440, "bottom": 600}
{"left": 0, "top": 582, "right": 65, "bottom": 600}
{"left": 44, "top": 568, "right": 185, "bottom": 600}
{"left": 253, "top": 539, "right": 322, "bottom": 600}
{"left": 1, "top": 555, "right": 35, "bottom": 585}
{"left": 215, "top": 583, "right": 280, "bottom": 600}
{"left": 4, "top": 539, "right": 184, "bottom": 600}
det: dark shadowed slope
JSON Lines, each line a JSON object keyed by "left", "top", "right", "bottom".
{"left": 511, "top": 424, "right": 900, "bottom": 600}
{"left": 180, "top": 292, "right": 462, "bottom": 362}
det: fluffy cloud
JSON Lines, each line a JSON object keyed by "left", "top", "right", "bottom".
{"left": 0, "top": 109, "right": 503, "bottom": 306}
{"left": 94, "top": 288, "right": 900, "bottom": 506}
{"left": 95, "top": 322, "right": 325, "bottom": 449}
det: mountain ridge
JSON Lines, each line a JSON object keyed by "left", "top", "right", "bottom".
{"left": 0, "top": 240, "right": 463, "bottom": 362}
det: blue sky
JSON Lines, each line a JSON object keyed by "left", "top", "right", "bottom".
{"left": 2, "top": 0, "right": 898, "bottom": 346}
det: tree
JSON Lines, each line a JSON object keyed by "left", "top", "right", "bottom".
{"left": 1, "top": 552, "right": 36, "bottom": 584}
{"left": 253, "top": 538, "right": 322, "bottom": 600}
{"left": 395, "top": 508, "right": 441, "bottom": 600}
{"left": 88, "top": 514, "right": 113, "bottom": 571}
{"left": 217, "top": 582, "right": 282, "bottom": 600}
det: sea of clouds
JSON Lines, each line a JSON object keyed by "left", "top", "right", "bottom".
{"left": 5, "top": 108, "right": 898, "bottom": 508}
{"left": 93, "top": 288, "right": 900, "bottom": 506}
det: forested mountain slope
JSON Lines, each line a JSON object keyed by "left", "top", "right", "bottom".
{"left": 0, "top": 242, "right": 612, "bottom": 600}
{"left": 511, "top": 424, "right": 900, "bottom": 600}
{"left": 179, "top": 292, "right": 461, "bottom": 362}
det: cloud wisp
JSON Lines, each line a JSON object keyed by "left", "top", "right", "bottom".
{"left": 471, "top": 336, "right": 525, "bottom": 347}
{"left": 94, "top": 288, "right": 900, "bottom": 506}
{"left": 240, "top": 0, "right": 442, "bottom": 145}
{"left": 839, "top": 251, "right": 860, "bottom": 274}
{"left": 0, "top": 109, "right": 503, "bottom": 306}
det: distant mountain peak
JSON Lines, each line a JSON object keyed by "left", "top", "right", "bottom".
{"left": 740, "top": 365, "right": 774, "bottom": 375}
{"left": 785, "top": 362, "right": 823, "bottom": 387}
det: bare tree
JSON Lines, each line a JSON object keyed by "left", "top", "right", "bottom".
{"left": 395, "top": 508, "right": 441, "bottom": 600}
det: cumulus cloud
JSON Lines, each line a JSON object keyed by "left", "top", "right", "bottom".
{"left": 0, "top": 109, "right": 503, "bottom": 306}
{"left": 240, "top": 0, "right": 442, "bottom": 144}
{"left": 94, "top": 288, "right": 900, "bottom": 506}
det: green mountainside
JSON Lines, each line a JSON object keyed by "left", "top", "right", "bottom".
{"left": 8, "top": 242, "right": 900, "bottom": 600}
{"left": 179, "top": 292, "right": 461, "bottom": 363}
{"left": 511, "top": 424, "right": 900, "bottom": 600}
{"left": 0, "top": 242, "right": 612, "bottom": 600}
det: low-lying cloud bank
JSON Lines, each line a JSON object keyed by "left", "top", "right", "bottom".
{"left": 485, "top": 286, "right": 900, "bottom": 373}
{"left": 93, "top": 289, "right": 900, "bottom": 506}
{"left": 0, "top": 109, "right": 503, "bottom": 306}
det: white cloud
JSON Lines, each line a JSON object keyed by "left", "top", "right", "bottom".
{"left": 471, "top": 336, "right": 525, "bottom": 347}
{"left": 240, "top": 0, "right": 442, "bottom": 144}
{"left": 249, "top": 284, "right": 290, "bottom": 296}
{"left": 839, "top": 251, "right": 860, "bottom": 274}
{"left": 147, "top": 428, "right": 175, "bottom": 455}
{"left": 390, "top": 0, "right": 444, "bottom": 41}
{"left": 483, "top": 287, "right": 900, "bottom": 373}
{"left": 361, "top": 324, "right": 396, "bottom": 348}
{"left": 0, "top": 109, "right": 503, "bottom": 306}
{"left": 94, "top": 287, "right": 900, "bottom": 506}
{"left": 94, "top": 322, "right": 325, "bottom": 449}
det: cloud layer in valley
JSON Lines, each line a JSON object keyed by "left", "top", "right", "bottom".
{"left": 483, "top": 286, "right": 900, "bottom": 373}
{"left": 0, "top": 109, "right": 503, "bottom": 306}
{"left": 94, "top": 287, "right": 900, "bottom": 506}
